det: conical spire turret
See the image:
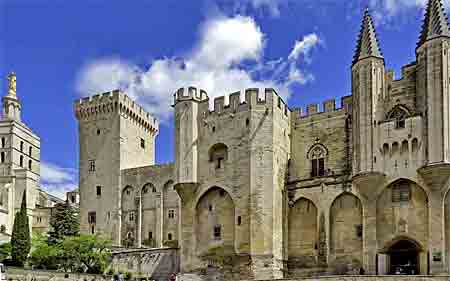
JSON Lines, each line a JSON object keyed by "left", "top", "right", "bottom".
{"left": 417, "top": 0, "right": 450, "bottom": 48}
{"left": 353, "top": 9, "right": 384, "bottom": 66}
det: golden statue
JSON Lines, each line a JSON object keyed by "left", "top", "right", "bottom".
{"left": 7, "top": 72, "right": 16, "bottom": 97}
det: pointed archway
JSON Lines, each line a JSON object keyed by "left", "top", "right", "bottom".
{"left": 380, "top": 236, "right": 423, "bottom": 275}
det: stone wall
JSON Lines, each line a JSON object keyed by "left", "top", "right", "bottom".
{"left": 110, "top": 248, "right": 179, "bottom": 280}
{"left": 6, "top": 268, "right": 109, "bottom": 281}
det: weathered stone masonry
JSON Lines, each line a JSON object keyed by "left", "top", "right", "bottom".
{"left": 75, "top": 0, "right": 450, "bottom": 279}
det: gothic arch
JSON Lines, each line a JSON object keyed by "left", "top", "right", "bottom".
{"left": 121, "top": 185, "right": 136, "bottom": 247}
{"left": 376, "top": 179, "right": 428, "bottom": 257}
{"left": 387, "top": 105, "right": 410, "bottom": 120}
{"left": 288, "top": 197, "right": 318, "bottom": 266}
{"left": 330, "top": 192, "right": 363, "bottom": 263}
{"left": 163, "top": 180, "right": 179, "bottom": 243}
{"left": 306, "top": 143, "right": 328, "bottom": 160}
{"left": 195, "top": 186, "right": 235, "bottom": 256}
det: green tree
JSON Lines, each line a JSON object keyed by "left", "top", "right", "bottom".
{"left": 11, "top": 192, "right": 31, "bottom": 266}
{"left": 29, "top": 232, "right": 61, "bottom": 270}
{"left": 48, "top": 201, "right": 79, "bottom": 245}
{"left": 0, "top": 242, "right": 11, "bottom": 262}
{"left": 60, "top": 235, "right": 111, "bottom": 273}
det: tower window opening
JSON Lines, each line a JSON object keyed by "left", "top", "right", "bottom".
{"left": 311, "top": 158, "right": 325, "bottom": 177}
{"left": 1, "top": 138, "right": 5, "bottom": 148}
{"left": 89, "top": 160, "right": 96, "bottom": 172}
{"left": 388, "top": 106, "right": 409, "bottom": 130}
{"left": 20, "top": 141, "right": 23, "bottom": 152}
{"left": 392, "top": 180, "right": 411, "bottom": 203}
{"left": 129, "top": 212, "right": 135, "bottom": 222}
{"left": 237, "top": 216, "right": 242, "bottom": 226}
{"left": 213, "top": 225, "right": 221, "bottom": 240}
{"left": 168, "top": 233, "right": 173, "bottom": 241}
{"left": 19, "top": 155, "right": 23, "bottom": 167}
{"left": 96, "top": 186, "right": 102, "bottom": 197}
{"left": 168, "top": 209, "right": 175, "bottom": 219}
{"left": 309, "top": 144, "right": 327, "bottom": 178}
{"left": 28, "top": 160, "right": 32, "bottom": 170}
{"left": 355, "top": 224, "right": 363, "bottom": 238}
{"left": 97, "top": 129, "right": 101, "bottom": 135}
{"left": 1, "top": 152, "right": 5, "bottom": 163}
{"left": 140, "top": 138, "right": 145, "bottom": 149}
{"left": 88, "top": 211, "right": 96, "bottom": 224}
{"left": 149, "top": 231, "right": 153, "bottom": 239}
{"left": 28, "top": 146, "right": 32, "bottom": 156}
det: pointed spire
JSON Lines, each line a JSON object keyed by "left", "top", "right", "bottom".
{"left": 417, "top": 0, "right": 450, "bottom": 48}
{"left": 353, "top": 9, "right": 384, "bottom": 66}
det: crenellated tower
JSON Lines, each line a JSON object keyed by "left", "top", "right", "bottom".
{"left": 173, "top": 87, "right": 208, "bottom": 183}
{"left": 75, "top": 90, "right": 158, "bottom": 245}
{"left": 352, "top": 9, "right": 385, "bottom": 175}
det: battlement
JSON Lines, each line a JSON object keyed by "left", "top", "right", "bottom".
{"left": 74, "top": 89, "right": 158, "bottom": 135}
{"left": 173, "top": 87, "right": 209, "bottom": 105}
{"left": 292, "top": 95, "right": 352, "bottom": 119}
{"left": 386, "top": 61, "right": 417, "bottom": 83}
{"left": 209, "top": 88, "right": 290, "bottom": 117}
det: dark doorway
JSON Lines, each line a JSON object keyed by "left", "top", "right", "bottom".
{"left": 388, "top": 240, "right": 419, "bottom": 275}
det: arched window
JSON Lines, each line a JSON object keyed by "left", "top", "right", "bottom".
{"left": 29, "top": 147, "right": 32, "bottom": 157}
{"left": 308, "top": 144, "right": 328, "bottom": 177}
{"left": 209, "top": 143, "right": 228, "bottom": 169}
{"left": 387, "top": 106, "right": 410, "bottom": 129}
{"left": 1, "top": 152, "right": 5, "bottom": 163}
{"left": 391, "top": 179, "right": 411, "bottom": 203}
{"left": 1, "top": 138, "right": 5, "bottom": 148}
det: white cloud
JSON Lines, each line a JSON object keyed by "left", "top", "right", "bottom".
{"left": 215, "top": 0, "right": 287, "bottom": 17}
{"left": 40, "top": 162, "right": 77, "bottom": 200}
{"left": 368, "top": 0, "right": 450, "bottom": 24}
{"left": 76, "top": 16, "right": 321, "bottom": 121}
{"left": 288, "top": 33, "right": 321, "bottom": 63}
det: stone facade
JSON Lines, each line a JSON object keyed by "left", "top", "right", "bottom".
{"left": 75, "top": 1, "right": 450, "bottom": 279}
{"left": 0, "top": 72, "right": 51, "bottom": 237}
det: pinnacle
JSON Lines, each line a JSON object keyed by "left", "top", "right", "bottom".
{"left": 417, "top": 0, "right": 450, "bottom": 48}
{"left": 353, "top": 9, "right": 384, "bottom": 66}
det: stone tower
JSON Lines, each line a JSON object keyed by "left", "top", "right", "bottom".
{"left": 351, "top": 9, "right": 385, "bottom": 174}
{"left": 416, "top": 0, "right": 450, "bottom": 274}
{"left": 75, "top": 90, "right": 158, "bottom": 244}
{"left": 174, "top": 87, "right": 291, "bottom": 279}
{"left": 173, "top": 87, "right": 208, "bottom": 183}
{"left": 0, "top": 72, "right": 40, "bottom": 235}
{"left": 416, "top": 0, "right": 450, "bottom": 164}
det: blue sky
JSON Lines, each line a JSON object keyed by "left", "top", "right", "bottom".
{"left": 0, "top": 0, "right": 444, "bottom": 198}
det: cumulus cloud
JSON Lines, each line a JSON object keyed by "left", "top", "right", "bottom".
{"left": 40, "top": 162, "right": 77, "bottom": 200}
{"left": 76, "top": 16, "right": 321, "bottom": 121}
